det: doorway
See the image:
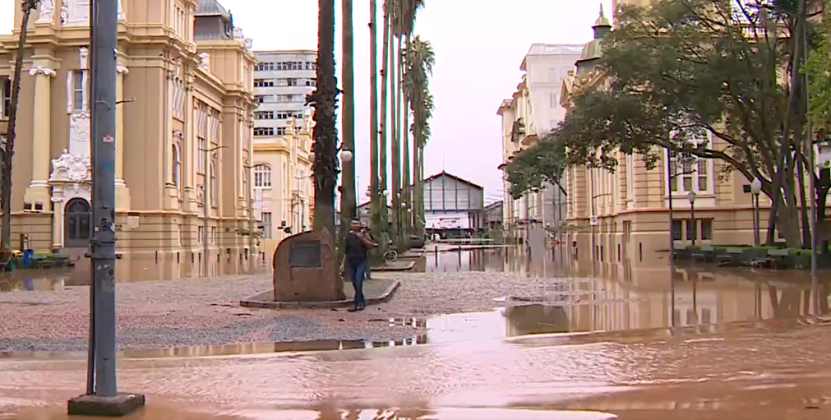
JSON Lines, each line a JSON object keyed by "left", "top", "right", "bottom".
{"left": 65, "top": 198, "right": 92, "bottom": 248}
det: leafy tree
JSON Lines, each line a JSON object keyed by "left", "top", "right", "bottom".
{"left": 560, "top": 0, "right": 822, "bottom": 247}
{"left": 505, "top": 136, "right": 568, "bottom": 200}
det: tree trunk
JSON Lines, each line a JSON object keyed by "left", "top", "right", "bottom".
{"left": 369, "top": 0, "right": 380, "bottom": 235}
{"left": 797, "top": 149, "right": 811, "bottom": 247}
{"left": 2, "top": 5, "right": 35, "bottom": 255}
{"left": 400, "top": 35, "right": 410, "bottom": 237}
{"left": 338, "top": 0, "right": 355, "bottom": 257}
{"left": 379, "top": 1, "right": 390, "bottom": 237}
{"left": 412, "top": 102, "right": 423, "bottom": 235}
{"left": 311, "top": 0, "right": 339, "bottom": 240}
{"left": 390, "top": 32, "right": 401, "bottom": 247}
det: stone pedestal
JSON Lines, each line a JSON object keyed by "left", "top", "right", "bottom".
{"left": 67, "top": 393, "right": 145, "bottom": 416}
{"left": 272, "top": 229, "right": 345, "bottom": 302}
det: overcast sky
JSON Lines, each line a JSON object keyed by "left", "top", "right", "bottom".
{"left": 0, "top": 0, "right": 613, "bottom": 204}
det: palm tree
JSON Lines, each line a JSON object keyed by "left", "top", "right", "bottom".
{"left": 389, "top": 0, "right": 401, "bottom": 247}
{"left": 393, "top": 0, "right": 423, "bottom": 239}
{"left": 1, "top": 0, "right": 41, "bottom": 257}
{"left": 337, "top": 0, "right": 355, "bottom": 256}
{"left": 378, "top": 0, "right": 391, "bottom": 247}
{"left": 404, "top": 36, "right": 434, "bottom": 235}
{"left": 310, "top": 0, "right": 339, "bottom": 239}
{"left": 369, "top": 0, "right": 380, "bottom": 236}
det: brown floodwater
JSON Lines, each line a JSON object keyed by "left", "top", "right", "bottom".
{"left": 4, "top": 232, "right": 831, "bottom": 418}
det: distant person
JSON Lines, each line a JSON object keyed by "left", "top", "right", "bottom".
{"left": 342, "top": 219, "right": 377, "bottom": 312}
{"left": 361, "top": 221, "right": 375, "bottom": 280}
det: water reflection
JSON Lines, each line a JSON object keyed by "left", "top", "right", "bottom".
{"left": 0, "top": 252, "right": 270, "bottom": 291}
{"left": 426, "top": 246, "right": 831, "bottom": 334}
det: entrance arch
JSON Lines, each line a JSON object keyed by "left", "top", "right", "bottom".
{"left": 65, "top": 198, "right": 91, "bottom": 248}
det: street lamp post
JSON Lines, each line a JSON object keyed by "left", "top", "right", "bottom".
{"left": 687, "top": 191, "right": 697, "bottom": 246}
{"left": 751, "top": 177, "right": 762, "bottom": 246}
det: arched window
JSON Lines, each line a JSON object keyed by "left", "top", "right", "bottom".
{"left": 253, "top": 163, "right": 271, "bottom": 188}
{"left": 210, "top": 158, "right": 217, "bottom": 207}
{"left": 172, "top": 144, "right": 181, "bottom": 191}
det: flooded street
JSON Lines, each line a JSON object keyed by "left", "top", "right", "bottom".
{"left": 2, "top": 235, "right": 831, "bottom": 419}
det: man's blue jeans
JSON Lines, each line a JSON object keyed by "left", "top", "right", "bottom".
{"left": 347, "top": 259, "right": 367, "bottom": 307}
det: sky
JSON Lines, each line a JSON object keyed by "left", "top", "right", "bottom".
{"left": 0, "top": 0, "right": 614, "bottom": 205}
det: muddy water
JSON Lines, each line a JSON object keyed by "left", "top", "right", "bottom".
{"left": 5, "top": 239, "right": 831, "bottom": 418}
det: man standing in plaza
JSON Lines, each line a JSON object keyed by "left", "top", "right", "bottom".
{"left": 344, "top": 219, "right": 377, "bottom": 312}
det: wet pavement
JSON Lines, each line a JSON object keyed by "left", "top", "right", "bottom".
{"left": 3, "top": 233, "right": 831, "bottom": 418}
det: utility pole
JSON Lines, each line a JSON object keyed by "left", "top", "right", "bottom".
{"left": 68, "top": 0, "right": 144, "bottom": 414}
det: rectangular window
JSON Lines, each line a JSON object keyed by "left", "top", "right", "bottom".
{"left": 305, "top": 79, "right": 316, "bottom": 87}
{"left": 626, "top": 153, "right": 634, "bottom": 200}
{"left": 686, "top": 219, "right": 697, "bottom": 241}
{"left": 73, "top": 70, "right": 85, "bottom": 111}
{"left": 255, "top": 95, "right": 265, "bottom": 104}
{"left": 700, "top": 219, "right": 713, "bottom": 240}
{"left": 254, "top": 127, "right": 274, "bottom": 137}
{"left": 254, "top": 79, "right": 274, "bottom": 88}
{"left": 254, "top": 111, "right": 274, "bottom": 120}
{"left": 286, "top": 78, "right": 298, "bottom": 86}
{"left": 197, "top": 226, "right": 203, "bottom": 244}
{"left": 254, "top": 62, "right": 274, "bottom": 71}
{"left": 276, "top": 127, "right": 287, "bottom": 136}
{"left": 197, "top": 137, "right": 206, "bottom": 172}
{"left": 549, "top": 92, "right": 557, "bottom": 108}
{"left": 548, "top": 68, "right": 559, "bottom": 83}
{"left": 0, "top": 78, "right": 10, "bottom": 118}
{"left": 668, "top": 133, "right": 711, "bottom": 194}
{"left": 210, "top": 226, "right": 216, "bottom": 244}
{"left": 261, "top": 212, "right": 272, "bottom": 239}
{"left": 671, "top": 220, "right": 683, "bottom": 241}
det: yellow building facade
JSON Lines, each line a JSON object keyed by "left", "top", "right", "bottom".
{"left": 0, "top": 0, "right": 257, "bottom": 279}
{"left": 561, "top": 5, "right": 770, "bottom": 268}
{"left": 252, "top": 116, "right": 313, "bottom": 259}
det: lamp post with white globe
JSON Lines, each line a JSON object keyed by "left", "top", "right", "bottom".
{"left": 751, "top": 177, "right": 762, "bottom": 246}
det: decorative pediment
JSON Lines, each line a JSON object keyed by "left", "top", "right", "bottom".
{"left": 50, "top": 149, "right": 91, "bottom": 185}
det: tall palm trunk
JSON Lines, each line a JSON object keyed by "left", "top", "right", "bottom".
{"left": 379, "top": 1, "right": 391, "bottom": 233}
{"left": 390, "top": 34, "right": 401, "bottom": 246}
{"left": 400, "top": 35, "right": 410, "bottom": 236}
{"left": 2, "top": 2, "right": 38, "bottom": 256}
{"left": 369, "top": 0, "right": 380, "bottom": 234}
{"left": 338, "top": 0, "right": 355, "bottom": 254}
{"left": 413, "top": 109, "right": 422, "bottom": 234}
{"left": 310, "top": 0, "right": 339, "bottom": 239}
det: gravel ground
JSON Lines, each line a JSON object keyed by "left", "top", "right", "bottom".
{"left": 0, "top": 270, "right": 585, "bottom": 352}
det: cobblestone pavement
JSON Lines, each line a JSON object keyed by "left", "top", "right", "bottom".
{"left": 0, "top": 270, "right": 577, "bottom": 352}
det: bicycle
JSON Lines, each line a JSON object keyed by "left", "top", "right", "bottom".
{"left": 383, "top": 239, "right": 398, "bottom": 262}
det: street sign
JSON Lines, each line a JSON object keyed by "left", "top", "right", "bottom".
{"left": 590, "top": 215, "right": 599, "bottom": 226}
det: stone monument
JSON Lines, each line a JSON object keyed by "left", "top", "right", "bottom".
{"left": 272, "top": 229, "right": 345, "bottom": 302}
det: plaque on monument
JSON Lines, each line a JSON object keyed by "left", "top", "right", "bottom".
{"left": 288, "top": 239, "right": 322, "bottom": 267}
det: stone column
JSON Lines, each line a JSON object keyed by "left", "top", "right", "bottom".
{"left": 115, "top": 65, "right": 131, "bottom": 210}
{"left": 51, "top": 194, "right": 63, "bottom": 249}
{"left": 24, "top": 66, "right": 56, "bottom": 208}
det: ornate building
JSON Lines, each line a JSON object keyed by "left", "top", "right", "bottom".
{"left": 252, "top": 114, "right": 313, "bottom": 259}
{"left": 561, "top": 5, "right": 769, "bottom": 269}
{"left": 0, "top": 0, "right": 257, "bottom": 278}
{"left": 497, "top": 44, "right": 582, "bottom": 234}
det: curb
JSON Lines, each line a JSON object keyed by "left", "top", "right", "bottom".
{"left": 372, "top": 261, "right": 416, "bottom": 271}
{"left": 239, "top": 280, "right": 401, "bottom": 310}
